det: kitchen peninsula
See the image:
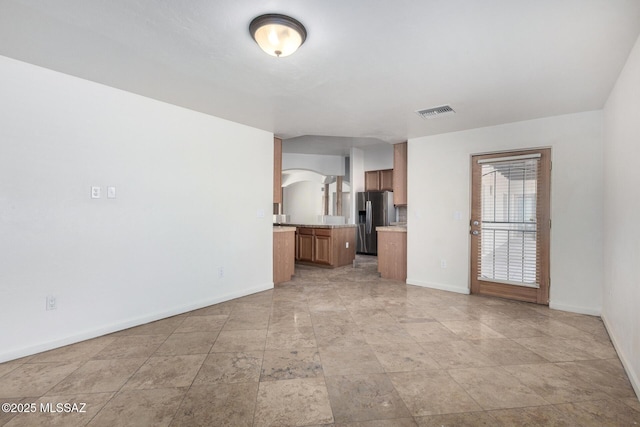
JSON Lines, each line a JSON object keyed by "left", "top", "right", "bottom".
{"left": 274, "top": 224, "right": 356, "bottom": 269}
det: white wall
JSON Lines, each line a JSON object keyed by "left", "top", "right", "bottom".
{"left": 0, "top": 56, "right": 274, "bottom": 362}
{"left": 282, "top": 153, "right": 345, "bottom": 176}
{"left": 408, "top": 111, "right": 604, "bottom": 315}
{"left": 603, "top": 34, "right": 640, "bottom": 397}
{"left": 283, "top": 181, "right": 324, "bottom": 224}
{"left": 363, "top": 144, "right": 393, "bottom": 171}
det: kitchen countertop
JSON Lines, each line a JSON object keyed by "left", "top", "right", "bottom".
{"left": 273, "top": 226, "right": 297, "bottom": 232}
{"left": 377, "top": 226, "right": 407, "bottom": 232}
{"left": 274, "top": 223, "right": 357, "bottom": 229}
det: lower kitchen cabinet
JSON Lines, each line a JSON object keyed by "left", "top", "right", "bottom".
{"left": 298, "top": 229, "right": 314, "bottom": 262}
{"left": 273, "top": 227, "right": 296, "bottom": 284}
{"left": 377, "top": 227, "right": 407, "bottom": 281}
{"left": 294, "top": 226, "right": 356, "bottom": 268}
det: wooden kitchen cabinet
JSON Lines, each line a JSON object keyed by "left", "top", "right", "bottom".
{"left": 273, "top": 227, "right": 295, "bottom": 284}
{"left": 365, "top": 169, "right": 393, "bottom": 191}
{"left": 393, "top": 142, "right": 407, "bottom": 206}
{"left": 365, "top": 170, "right": 380, "bottom": 191}
{"left": 314, "top": 228, "right": 333, "bottom": 265}
{"left": 298, "top": 228, "right": 314, "bottom": 263}
{"left": 380, "top": 169, "right": 394, "bottom": 191}
{"left": 377, "top": 228, "right": 407, "bottom": 281}
{"left": 295, "top": 226, "right": 355, "bottom": 268}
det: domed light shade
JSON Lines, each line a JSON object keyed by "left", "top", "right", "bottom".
{"left": 249, "top": 14, "right": 307, "bottom": 57}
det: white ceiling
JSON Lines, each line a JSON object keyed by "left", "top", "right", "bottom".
{"left": 1, "top": 0, "right": 639, "bottom": 155}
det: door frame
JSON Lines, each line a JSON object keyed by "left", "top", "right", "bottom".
{"left": 469, "top": 148, "right": 551, "bottom": 305}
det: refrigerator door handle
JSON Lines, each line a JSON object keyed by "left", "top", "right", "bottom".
{"left": 366, "top": 200, "right": 372, "bottom": 234}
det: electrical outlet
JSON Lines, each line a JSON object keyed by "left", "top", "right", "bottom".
{"left": 46, "top": 295, "right": 57, "bottom": 311}
{"left": 91, "top": 186, "right": 101, "bottom": 199}
{"left": 218, "top": 267, "right": 224, "bottom": 279}
{"left": 440, "top": 259, "right": 447, "bottom": 269}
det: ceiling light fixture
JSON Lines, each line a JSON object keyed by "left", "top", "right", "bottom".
{"left": 249, "top": 14, "right": 307, "bottom": 58}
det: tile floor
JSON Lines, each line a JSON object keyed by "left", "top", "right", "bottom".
{"left": 1, "top": 256, "right": 638, "bottom": 426}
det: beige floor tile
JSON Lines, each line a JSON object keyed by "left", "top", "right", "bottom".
{"left": 193, "top": 351, "right": 262, "bottom": 384}
{"left": 336, "top": 418, "right": 418, "bottom": 427}
{"left": 467, "top": 339, "right": 548, "bottom": 365}
{"left": 187, "top": 301, "right": 234, "bottom": 316}
{"left": 87, "top": 387, "right": 185, "bottom": 427}
{"left": 171, "top": 383, "right": 258, "bottom": 427}
{"left": 425, "top": 307, "right": 477, "bottom": 322}
{"left": 210, "top": 329, "right": 267, "bottom": 352}
{"left": 389, "top": 370, "right": 482, "bottom": 416}
{"left": 0, "top": 398, "right": 30, "bottom": 426}
{"left": 555, "top": 358, "right": 638, "bottom": 398}
{"left": 402, "top": 322, "right": 461, "bottom": 343}
{"left": 319, "top": 345, "right": 384, "bottom": 376}
{"left": 359, "top": 324, "right": 416, "bottom": 345}
{"left": 313, "top": 324, "right": 369, "bottom": 347}
{"left": 440, "top": 320, "right": 506, "bottom": 340}
{"left": 622, "top": 397, "right": 640, "bottom": 412}
{"left": 370, "top": 342, "right": 440, "bottom": 372}
{"left": 420, "top": 340, "right": 496, "bottom": 369}
{"left": 254, "top": 377, "right": 334, "bottom": 427}
{"left": 476, "top": 318, "right": 548, "bottom": 339}
{"left": 0, "top": 362, "right": 82, "bottom": 398}
{"left": 260, "top": 349, "right": 323, "bottom": 381}
{"left": 27, "top": 336, "right": 116, "bottom": 364}
{"left": 173, "top": 315, "right": 228, "bottom": 333}
{"left": 518, "top": 318, "right": 594, "bottom": 340}
{"left": 153, "top": 332, "right": 217, "bottom": 356}
{"left": 325, "top": 373, "right": 411, "bottom": 423}
{"left": 562, "top": 336, "right": 618, "bottom": 359}
{"left": 112, "top": 315, "right": 187, "bottom": 337}
{"left": 415, "top": 411, "right": 497, "bottom": 427}
{"left": 223, "top": 309, "right": 271, "bottom": 331}
{"left": 348, "top": 309, "right": 397, "bottom": 325}
{"left": 514, "top": 336, "right": 596, "bottom": 362}
{"left": 4, "top": 392, "right": 114, "bottom": 427}
{"left": 0, "top": 361, "right": 22, "bottom": 377}
{"left": 46, "top": 358, "right": 146, "bottom": 395}
{"left": 502, "top": 363, "right": 609, "bottom": 403}
{"left": 554, "top": 398, "right": 640, "bottom": 426}
{"left": 92, "top": 335, "right": 166, "bottom": 360}
{"left": 447, "top": 366, "right": 547, "bottom": 410}
{"left": 268, "top": 311, "right": 313, "bottom": 330}
{"left": 265, "top": 326, "right": 317, "bottom": 349}
{"left": 487, "top": 405, "right": 575, "bottom": 426}
{"left": 122, "top": 354, "right": 205, "bottom": 390}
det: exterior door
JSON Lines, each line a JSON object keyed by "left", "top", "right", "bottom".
{"left": 470, "top": 148, "right": 551, "bottom": 304}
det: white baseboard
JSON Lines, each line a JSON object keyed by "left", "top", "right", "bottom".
{"left": 0, "top": 282, "right": 274, "bottom": 363}
{"left": 548, "top": 301, "right": 602, "bottom": 316}
{"left": 601, "top": 313, "right": 640, "bottom": 400}
{"left": 406, "top": 278, "right": 470, "bottom": 295}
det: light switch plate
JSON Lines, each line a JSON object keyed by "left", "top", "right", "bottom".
{"left": 107, "top": 186, "right": 116, "bottom": 199}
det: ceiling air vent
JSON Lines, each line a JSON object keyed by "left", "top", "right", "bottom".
{"left": 415, "top": 105, "right": 456, "bottom": 119}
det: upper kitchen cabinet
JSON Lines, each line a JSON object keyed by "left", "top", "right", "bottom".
{"left": 393, "top": 142, "right": 407, "bottom": 206}
{"left": 365, "top": 169, "right": 393, "bottom": 191}
{"left": 274, "top": 137, "right": 282, "bottom": 204}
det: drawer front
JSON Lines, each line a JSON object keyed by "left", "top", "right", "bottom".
{"left": 314, "top": 228, "right": 332, "bottom": 237}
{"left": 298, "top": 227, "right": 314, "bottom": 235}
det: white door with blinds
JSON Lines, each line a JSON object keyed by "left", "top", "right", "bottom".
{"left": 470, "top": 149, "right": 551, "bottom": 305}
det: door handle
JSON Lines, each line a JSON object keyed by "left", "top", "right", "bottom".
{"left": 472, "top": 220, "right": 479, "bottom": 226}
{"left": 471, "top": 230, "right": 479, "bottom": 236}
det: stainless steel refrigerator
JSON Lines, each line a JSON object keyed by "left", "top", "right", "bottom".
{"left": 356, "top": 191, "right": 394, "bottom": 255}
